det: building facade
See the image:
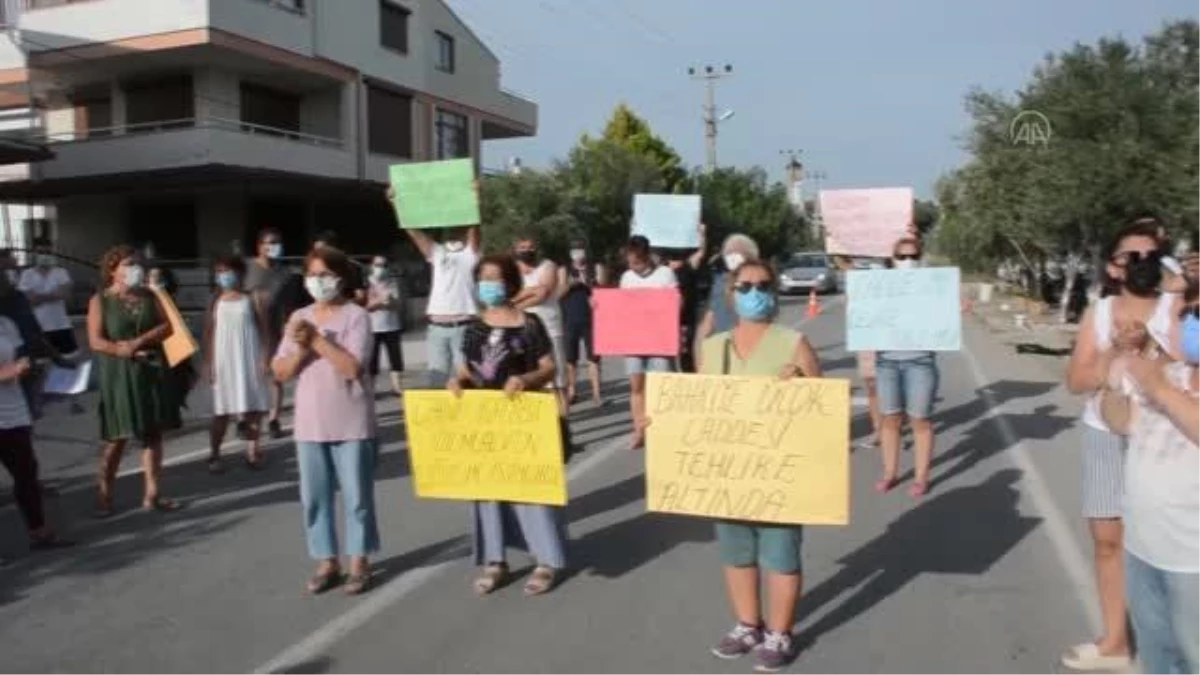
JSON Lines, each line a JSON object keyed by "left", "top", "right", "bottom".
{"left": 0, "top": 0, "right": 536, "bottom": 276}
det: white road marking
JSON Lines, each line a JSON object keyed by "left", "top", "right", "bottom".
{"left": 252, "top": 433, "right": 631, "bottom": 675}
{"left": 961, "top": 343, "right": 1101, "bottom": 636}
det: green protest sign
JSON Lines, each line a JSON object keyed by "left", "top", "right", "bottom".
{"left": 389, "top": 159, "right": 480, "bottom": 230}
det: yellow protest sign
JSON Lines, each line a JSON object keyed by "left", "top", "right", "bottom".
{"left": 645, "top": 373, "right": 851, "bottom": 526}
{"left": 403, "top": 390, "right": 567, "bottom": 506}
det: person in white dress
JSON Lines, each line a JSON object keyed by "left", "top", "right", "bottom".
{"left": 203, "top": 256, "right": 271, "bottom": 472}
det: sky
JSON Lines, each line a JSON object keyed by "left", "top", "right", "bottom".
{"left": 449, "top": 0, "right": 1198, "bottom": 200}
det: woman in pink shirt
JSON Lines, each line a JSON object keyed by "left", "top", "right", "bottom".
{"left": 273, "top": 247, "right": 379, "bottom": 596}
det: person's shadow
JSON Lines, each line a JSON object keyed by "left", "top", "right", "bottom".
{"left": 793, "top": 469, "right": 1040, "bottom": 650}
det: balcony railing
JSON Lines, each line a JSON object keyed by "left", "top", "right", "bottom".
{"left": 14, "top": 116, "right": 344, "bottom": 148}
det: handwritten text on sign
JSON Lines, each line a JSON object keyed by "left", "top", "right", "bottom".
{"left": 645, "top": 373, "right": 851, "bottom": 526}
{"left": 403, "top": 390, "right": 566, "bottom": 506}
{"left": 820, "top": 187, "right": 913, "bottom": 258}
{"left": 593, "top": 288, "right": 681, "bottom": 357}
{"left": 845, "top": 267, "right": 962, "bottom": 352}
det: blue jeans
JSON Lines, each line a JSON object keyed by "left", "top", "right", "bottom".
{"left": 876, "top": 354, "right": 939, "bottom": 419}
{"left": 426, "top": 322, "right": 468, "bottom": 388}
{"left": 1126, "top": 551, "right": 1199, "bottom": 674}
{"left": 297, "top": 439, "right": 380, "bottom": 560}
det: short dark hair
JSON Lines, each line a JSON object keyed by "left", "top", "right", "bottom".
{"left": 893, "top": 237, "right": 923, "bottom": 258}
{"left": 313, "top": 230, "right": 339, "bottom": 247}
{"left": 304, "top": 247, "right": 357, "bottom": 299}
{"left": 213, "top": 254, "right": 246, "bottom": 276}
{"left": 32, "top": 236, "right": 52, "bottom": 249}
{"left": 257, "top": 227, "right": 281, "bottom": 243}
{"left": 627, "top": 235, "right": 651, "bottom": 257}
{"left": 474, "top": 254, "right": 523, "bottom": 300}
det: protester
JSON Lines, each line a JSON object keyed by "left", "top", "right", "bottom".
{"left": 243, "top": 228, "right": 305, "bottom": 438}
{"left": 1062, "top": 220, "right": 1181, "bottom": 671}
{"left": 88, "top": 245, "right": 180, "bottom": 517}
{"left": 203, "top": 255, "right": 271, "bottom": 472}
{"left": 873, "top": 238, "right": 941, "bottom": 499}
{"left": 0, "top": 313, "right": 73, "bottom": 551}
{"left": 309, "top": 231, "right": 367, "bottom": 306}
{"left": 449, "top": 254, "right": 567, "bottom": 597}
{"left": 512, "top": 235, "right": 567, "bottom": 410}
{"left": 0, "top": 249, "right": 72, "bottom": 421}
{"left": 695, "top": 233, "right": 760, "bottom": 344}
{"left": 366, "top": 254, "right": 405, "bottom": 396}
{"left": 620, "top": 235, "right": 678, "bottom": 450}
{"left": 272, "top": 246, "right": 378, "bottom": 596}
{"left": 1100, "top": 285, "right": 1198, "bottom": 675}
{"left": 19, "top": 236, "right": 76, "bottom": 357}
{"left": 557, "top": 238, "right": 606, "bottom": 406}
{"left": 689, "top": 259, "right": 820, "bottom": 672}
{"left": 388, "top": 185, "right": 480, "bottom": 388}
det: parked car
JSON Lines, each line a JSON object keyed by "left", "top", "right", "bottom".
{"left": 778, "top": 252, "right": 839, "bottom": 295}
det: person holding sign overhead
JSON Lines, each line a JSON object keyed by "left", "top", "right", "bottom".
{"left": 88, "top": 245, "right": 181, "bottom": 517}
{"left": 272, "top": 246, "right": 378, "bottom": 596}
{"left": 448, "top": 254, "right": 567, "bottom": 597}
{"left": 620, "top": 235, "right": 678, "bottom": 450}
{"left": 683, "top": 259, "right": 821, "bottom": 672}
{"left": 386, "top": 183, "right": 481, "bottom": 389}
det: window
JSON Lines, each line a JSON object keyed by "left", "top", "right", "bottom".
{"left": 240, "top": 82, "right": 301, "bottom": 135}
{"left": 71, "top": 90, "right": 112, "bottom": 139}
{"left": 435, "top": 31, "right": 455, "bottom": 73}
{"left": 123, "top": 75, "right": 193, "bottom": 129}
{"left": 366, "top": 85, "right": 412, "bottom": 158}
{"left": 379, "top": 0, "right": 409, "bottom": 54}
{"left": 435, "top": 109, "right": 468, "bottom": 159}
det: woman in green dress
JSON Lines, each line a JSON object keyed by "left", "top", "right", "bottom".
{"left": 87, "top": 245, "right": 181, "bottom": 516}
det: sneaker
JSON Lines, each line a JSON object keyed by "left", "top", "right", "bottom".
{"left": 711, "top": 623, "right": 763, "bottom": 660}
{"left": 754, "top": 631, "right": 795, "bottom": 673}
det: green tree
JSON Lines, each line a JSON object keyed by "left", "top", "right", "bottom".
{"left": 595, "top": 103, "right": 687, "bottom": 192}
{"left": 692, "top": 167, "right": 808, "bottom": 260}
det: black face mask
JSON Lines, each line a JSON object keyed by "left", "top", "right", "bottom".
{"left": 516, "top": 250, "right": 538, "bottom": 265}
{"left": 1124, "top": 251, "right": 1163, "bottom": 296}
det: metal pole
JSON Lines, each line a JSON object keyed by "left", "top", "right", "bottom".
{"left": 689, "top": 64, "right": 732, "bottom": 174}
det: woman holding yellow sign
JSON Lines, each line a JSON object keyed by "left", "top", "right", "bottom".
{"left": 449, "top": 254, "right": 568, "bottom": 597}
{"left": 650, "top": 259, "right": 821, "bottom": 672}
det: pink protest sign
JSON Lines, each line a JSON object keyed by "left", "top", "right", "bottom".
{"left": 820, "top": 187, "right": 914, "bottom": 258}
{"left": 593, "top": 288, "right": 681, "bottom": 357}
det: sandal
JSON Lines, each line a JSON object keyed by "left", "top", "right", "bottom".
{"left": 523, "top": 566, "right": 558, "bottom": 597}
{"left": 244, "top": 453, "right": 266, "bottom": 471}
{"left": 874, "top": 477, "right": 898, "bottom": 494}
{"left": 142, "top": 497, "right": 183, "bottom": 513}
{"left": 473, "top": 563, "right": 508, "bottom": 596}
{"left": 207, "top": 457, "right": 225, "bottom": 474}
{"left": 94, "top": 496, "right": 114, "bottom": 520}
{"left": 909, "top": 481, "right": 929, "bottom": 499}
{"left": 306, "top": 568, "right": 343, "bottom": 595}
{"left": 343, "top": 570, "right": 372, "bottom": 596}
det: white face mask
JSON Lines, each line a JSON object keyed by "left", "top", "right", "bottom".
{"left": 265, "top": 243, "right": 283, "bottom": 260}
{"left": 305, "top": 275, "right": 341, "bottom": 302}
{"left": 444, "top": 240, "right": 465, "bottom": 253}
{"left": 570, "top": 249, "right": 586, "bottom": 263}
{"left": 122, "top": 264, "right": 145, "bottom": 288}
{"left": 723, "top": 252, "right": 745, "bottom": 272}
{"left": 371, "top": 265, "right": 387, "bottom": 280}
{"left": 893, "top": 259, "right": 920, "bottom": 270}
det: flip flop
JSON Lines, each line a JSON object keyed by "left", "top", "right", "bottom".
{"left": 142, "top": 497, "right": 183, "bottom": 513}
{"left": 473, "top": 564, "right": 507, "bottom": 596}
{"left": 523, "top": 566, "right": 558, "bottom": 597}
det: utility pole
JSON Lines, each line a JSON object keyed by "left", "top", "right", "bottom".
{"left": 804, "top": 169, "right": 828, "bottom": 245}
{"left": 779, "top": 149, "right": 804, "bottom": 212}
{"left": 688, "top": 63, "right": 733, "bottom": 173}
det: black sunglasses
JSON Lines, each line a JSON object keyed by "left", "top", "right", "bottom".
{"left": 894, "top": 254, "right": 920, "bottom": 261}
{"left": 734, "top": 281, "right": 773, "bottom": 294}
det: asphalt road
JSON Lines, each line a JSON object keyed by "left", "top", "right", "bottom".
{"left": 0, "top": 295, "right": 1102, "bottom": 673}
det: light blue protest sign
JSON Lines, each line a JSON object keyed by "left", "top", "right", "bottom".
{"left": 632, "top": 194, "right": 702, "bottom": 249}
{"left": 845, "top": 267, "right": 962, "bottom": 352}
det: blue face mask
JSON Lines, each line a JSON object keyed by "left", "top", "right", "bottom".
{"left": 477, "top": 280, "right": 508, "bottom": 308}
{"left": 1183, "top": 313, "right": 1199, "bottom": 365}
{"left": 734, "top": 288, "right": 776, "bottom": 321}
{"left": 215, "top": 270, "right": 238, "bottom": 290}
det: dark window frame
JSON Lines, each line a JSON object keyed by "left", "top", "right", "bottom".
{"left": 366, "top": 84, "right": 413, "bottom": 158}
{"left": 434, "top": 108, "right": 468, "bottom": 160}
{"left": 380, "top": 0, "right": 410, "bottom": 55}
{"left": 239, "top": 81, "right": 302, "bottom": 137}
{"left": 435, "top": 30, "right": 455, "bottom": 73}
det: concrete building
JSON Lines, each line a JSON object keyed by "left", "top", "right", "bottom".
{"left": 0, "top": 0, "right": 536, "bottom": 273}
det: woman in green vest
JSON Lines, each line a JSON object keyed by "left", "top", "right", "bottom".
{"left": 697, "top": 258, "right": 822, "bottom": 672}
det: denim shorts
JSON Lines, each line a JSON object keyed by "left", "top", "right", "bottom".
{"left": 715, "top": 521, "right": 804, "bottom": 574}
{"left": 876, "top": 354, "right": 939, "bottom": 419}
{"left": 625, "top": 356, "right": 673, "bottom": 376}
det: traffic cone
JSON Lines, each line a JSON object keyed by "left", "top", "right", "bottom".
{"left": 806, "top": 288, "right": 821, "bottom": 318}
